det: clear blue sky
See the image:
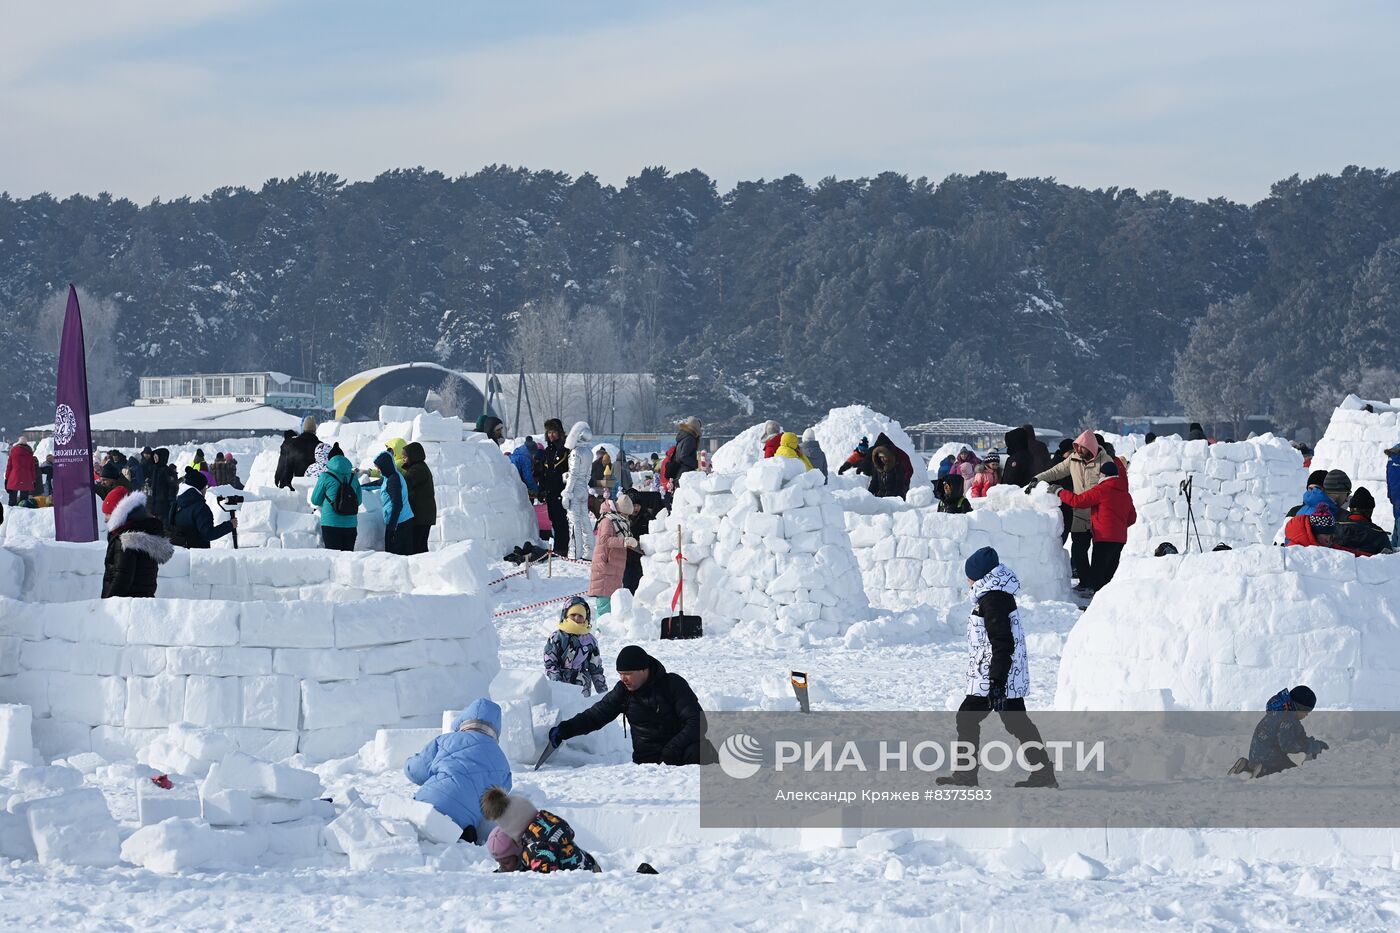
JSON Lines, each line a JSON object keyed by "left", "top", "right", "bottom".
{"left": 3, "top": 0, "right": 1397, "bottom": 203}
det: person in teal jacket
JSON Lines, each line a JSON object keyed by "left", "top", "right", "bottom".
{"left": 373, "top": 449, "right": 413, "bottom": 554}
{"left": 309, "top": 453, "right": 362, "bottom": 551}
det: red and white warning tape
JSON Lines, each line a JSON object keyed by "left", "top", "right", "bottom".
{"left": 492, "top": 591, "right": 587, "bottom": 618}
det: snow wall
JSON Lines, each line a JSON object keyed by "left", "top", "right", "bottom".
{"left": 839, "top": 485, "right": 1074, "bottom": 611}
{"left": 0, "top": 541, "right": 499, "bottom": 761}
{"left": 1056, "top": 545, "right": 1400, "bottom": 711}
{"left": 1312, "top": 394, "right": 1400, "bottom": 534}
{"left": 1123, "top": 435, "right": 1305, "bottom": 556}
{"left": 239, "top": 408, "right": 535, "bottom": 558}
{"left": 711, "top": 405, "right": 929, "bottom": 486}
{"left": 634, "top": 458, "right": 870, "bottom": 647}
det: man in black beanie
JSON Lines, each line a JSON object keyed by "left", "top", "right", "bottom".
{"left": 1335, "top": 486, "right": 1392, "bottom": 555}
{"left": 548, "top": 645, "right": 707, "bottom": 765}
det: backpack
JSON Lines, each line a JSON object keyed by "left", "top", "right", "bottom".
{"left": 330, "top": 475, "right": 359, "bottom": 517}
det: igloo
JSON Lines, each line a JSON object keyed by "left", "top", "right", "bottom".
{"left": 1312, "top": 394, "right": 1400, "bottom": 534}
{"left": 236, "top": 407, "right": 536, "bottom": 557}
{"left": 710, "top": 406, "right": 927, "bottom": 487}
{"left": 1055, "top": 546, "right": 1400, "bottom": 711}
{"left": 634, "top": 458, "right": 870, "bottom": 645}
{"left": 1124, "top": 435, "right": 1305, "bottom": 555}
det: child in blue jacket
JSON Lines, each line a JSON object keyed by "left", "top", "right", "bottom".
{"left": 404, "top": 698, "right": 512, "bottom": 841}
{"left": 1229, "top": 685, "right": 1327, "bottom": 779}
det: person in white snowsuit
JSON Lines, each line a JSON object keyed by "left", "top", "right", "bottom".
{"left": 563, "top": 421, "right": 594, "bottom": 559}
{"left": 936, "top": 546, "right": 1056, "bottom": 788}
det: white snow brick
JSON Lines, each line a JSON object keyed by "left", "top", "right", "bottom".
{"left": 370, "top": 728, "right": 440, "bottom": 770}
{"left": 27, "top": 787, "right": 121, "bottom": 867}
{"left": 250, "top": 797, "right": 334, "bottom": 825}
{"left": 120, "top": 818, "right": 221, "bottom": 873}
{"left": 333, "top": 595, "right": 481, "bottom": 648}
{"left": 168, "top": 723, "right": 234, "bottom": 762}
{"left": 0, "top": 810, "right": 36, "bottom": 860}
{"left": 125, "top": 676, "right": 187, "bottom": 728}
{"left": 760, "top": 484, "right": 807, "bottom": 514}
{"left": 203, "top": 751, "right": 323, "bottom": 801}
{"left": 748, "top": 459, "right": 787, "bottom": 492}
{"left": 324, "top": 804, "right": 393, "bottom": 855}
{"left": 227, "top": 728, "right": 299, "bottom": 762}
{"left": 266, "top": 817, "right": 325, "bottom": 857}
{"left": 202, "top": 788, "right": 255, "bottom": 826}
{"left": 376, "top": 793, "right": 463, "bottom": 841}
{"left": 743, "top": 511, "right": 782, "bottom": 538}
{"left": 242, "top": 675, "right": 300, "bottom": 730}
{"left": 183, "top": 675, "right": 244, "bottom": 729}
{"left": 90, "top": 725, "right": 164, "bottom": 759}
{"left": 273, "top": 647, "right": 360, "bottom": 680}
{"left": 48, "top": 673, "right": 126, "bottom": 725}
{"left": 348, "top": 835, "right": 423, "bottom": 870}
{"left": 41, "top": 608, "right": 128, "bottom": 647}
{"left": 358, "top": 639, "right": 469, "bottom": 676}
{"left": 300, "top": 676, "right": 400, "bottom": 730}
{"left": 22, "top": 639, "right": 121, "bottom": 676}
{"left": 167, "top": 646, "right": 273, "bottom": 677}
{"left": 0, "top": 703, "right": 35, "bottom": 766}
{"left": 136, "top": 775, "right": 202, "bottom": 825}
{"left": 298, "top": 726, "right": 369, "bottom": 761}
{"left": 239, "top": 601, "right": 335, "bottom": 648}
{"left": 127, "top": 599, "right": 240, "bottom": 646}
{"left": 14, "top": 764, "right": 84, "bottom": 793}
{"left": 395, "top": 666, "right": 483, "bottom": 719}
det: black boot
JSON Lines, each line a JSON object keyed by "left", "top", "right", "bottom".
{"left": 935, "top": 770, "right": 978, "bottom": 787}
{"left": 1015, "top": 747, "right": 1058, "bottom": 788}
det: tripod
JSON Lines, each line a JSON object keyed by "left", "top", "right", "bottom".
{"left": 1179, "top": 475, "right": 1205, "bottom": 554}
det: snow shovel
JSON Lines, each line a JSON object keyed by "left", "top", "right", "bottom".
{"left": 790, "top": 671, "right": 811, "bottom": 713}
{"left": 660, "top": 525, "right": 703, "bottom": 639}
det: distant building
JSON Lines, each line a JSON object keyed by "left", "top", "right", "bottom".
{"left": 1109, "top": 414, "right": 1277, "bottom": 442}
{"left": 27, "top": 372, "right": 331, "bottom": 448}
{"left": 905, "top": 418, "right": 1065, "bottom": 453}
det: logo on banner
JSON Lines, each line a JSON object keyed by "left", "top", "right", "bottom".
{"left": 719, "top": 733, "right": 764, "bottom": 779}
{"left": 53, "top": 403, "right": 78, "bottom": 446}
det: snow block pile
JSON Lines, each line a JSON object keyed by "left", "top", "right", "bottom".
{"left": 840, "top": 485, "right": 1073, "bottom": 611}
{"left": 0, "top": 543, "right": 499, "bottom": 761}
{"left": 1056, "top": 546, "right": 1400, "bottom": 710}
{"left": 123, "top": 743, "right": 332, "bottom": 872}
{"left": 1122, "top": 435, "right": 1305, "bottom": 556}
{"left": 634, "top": 458, "right": 871, "bottom": 644}
{"left": 238, "top": 407, "right": 536, "bottom": 555}
{"left": 1312, "top": 394, "right": 1400, "bottom": 533}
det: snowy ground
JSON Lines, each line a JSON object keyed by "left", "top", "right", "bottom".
{"left": 3, "top": 558, "right": 1399, "bottom": 931}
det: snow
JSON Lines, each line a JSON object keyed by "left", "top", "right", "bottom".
{"left": 26, "top": 403, "right": 303, "bottom": 435}
{"left": 1056, "top": 545, "right": 1400, "bottom": 710}
{"left": 0, "top": 402, "right": 1389, "bottom": 928}
{"left": 1313, "top": 394, "right": 1400, "bottom": 533}
{"left": 1121, "top": 434, "right": 1306, "bottom": 555}
{"left": 711, "top": 406, "right": 927, "bottom": 486}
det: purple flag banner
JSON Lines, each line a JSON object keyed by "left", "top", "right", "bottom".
{"left": 53, "top": 284, "right": 98, "bottom": 542}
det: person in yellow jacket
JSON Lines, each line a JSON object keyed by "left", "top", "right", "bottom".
{"left": 774, "top": 432, "right": 814, "bottom": 470}
{"left": 387, "top": 437, "right": 409, "bottom": 468}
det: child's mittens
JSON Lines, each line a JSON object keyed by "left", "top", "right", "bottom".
{"left": 1306, "top": 738, "right": 1329, "bottom": 759}
{"left": 624, "top": 537, "right": 638, "bottom": 549}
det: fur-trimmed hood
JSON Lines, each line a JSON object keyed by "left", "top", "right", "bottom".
{"left": 120, "top": 528, "right": 175, "bottom": 564}
{"left": 565, "top": 420, "right": 593, "bottom": 451}
{"left": 107, "top": 490, "right": 148, "bottom": 531}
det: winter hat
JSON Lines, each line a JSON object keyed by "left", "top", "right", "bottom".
{"left": 1154, "top": 542, "right": 1179, "bottom": 556}
{"left": 964, "top": 546, "right": 1000, "bottom": 582}
{"left": 544, "top": 418, "right": 565, "bottom": 436}
{"left": 615, "top": 644, "right": 651, "bottom": 672}
{"left": 1073, "top": 430, "right": 1099, "bottom": 457}
{"left": 678, "top": 416, "right": 702, "bottom": 435}
{"left": 857, "top": 437, "right": 870, "bottom": 453}
{"left": 762, "top": 420, "right": 782, "bottom": 440}
{"left": 559, "top": 595, "right": 592, "bottom": 633}
{"left": 480, "top": 787, "right": 539, "bottom": 841}
{"left": 1306, "top": 469, "right": 1328, "bottom": 489}
{"left": 1099, "top": 461, "right": 1119, "bottom": 478}
{"left": 801, "top": 428, "right": 817, "bottom": 443}
{"left": 302, "top": 415, "right": 318, "bottom": 434}
{"left": 487, "top": 826, "right": 522, "bottom": 859}
{"left": 615, "top": 493, "right": 637, "bottom": 516}
{"left": 1308, "top": 511, "right": 1337, "bottom": 534}
{"left": 182, "top": 467, "right": 208, "bottom": 490}
{"left": 1323, "top": 469, "right": 1352, "bottom": 498}
{"left": 101, "top": 486, "right": 129, "bottom": 517}
{"left": 1289, "top": 685, "right": 1317, "bottom": 710}
{"left": 1350, "top": 486, "right": 1376, "bottom": 515}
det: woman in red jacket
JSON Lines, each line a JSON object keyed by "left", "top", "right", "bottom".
{"left": 1057, "top": 461, "right": 1136, "bottom": 592}
{"left": 5, "top": 437, "right": 38, "bottom": 507}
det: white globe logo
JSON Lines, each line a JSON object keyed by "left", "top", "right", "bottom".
{"left": 718, "top": 733, "right": 763, "bottom": 780}
{"left": 53, "top": 404, "right": 77, "bottom": 446}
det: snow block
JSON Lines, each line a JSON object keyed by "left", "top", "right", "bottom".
{"left": 376, "top": 793, "right": 462, "bottom": 841}
{"left": 26, "top": 787, "right": 121, "bottom": 867}
{"left": 203, "top": 751, "right": 323, "bottom": 801}
{"left": 202, "top": 788, "right": 255, "bottom": 826}
{"left": 184, "top": 675, "right": 242, "bottom": 728}
{"left": 369, "top": 728, "right": 440, "bottom": 771}
{"left": 324, "top": 804, "right": 393, "bottom": 855}
{"left": 126, "top": 599, "right": 240, "bottom": 646}
{"left": 332, "top": 596, "right": 478, "bottom": 648}
{"left": 348, "top": 835, "right": 423, "bottom": 870}
{"left": 136, "top": 775, "right": 202, "bottom": 825}
{"left": 0, "top": 703, "right": 35, "bottom": 766}
{"left": 120, "top": 818, "right": 221, "bottom": 873}
{"left": 300, "top": 676, "right": 400, "bottom": 731}
{"left": 125, "top": 676, "right": 187, "bottom": 728}
{"left": 239, "top": 600, "right": 335, "bottom": 648}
